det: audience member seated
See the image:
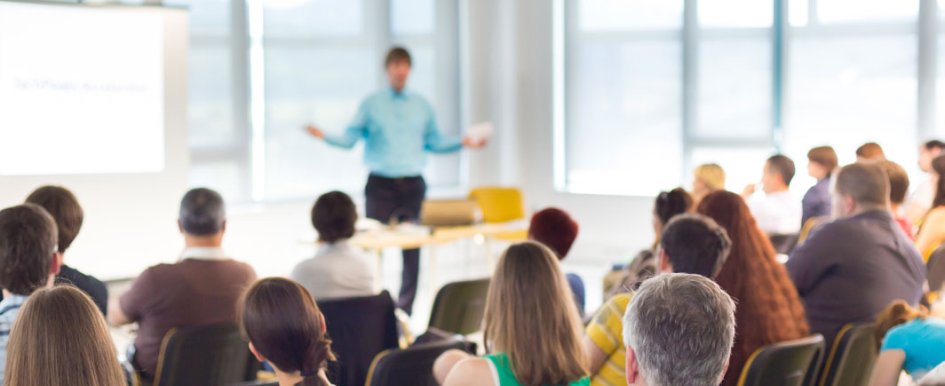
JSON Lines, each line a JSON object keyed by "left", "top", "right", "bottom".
{"left": 742, "top": 154, "right": 802, "bottom": 235}
{"left": 24, "top": 186, "right": 108, "bottom": 315}
{"left": 869, "top": 300, "right": 945, "bottom": 386}
{"left": 692, "top": 163, "right": 725, "bottom": 206}
{"left": 0, "top": 204, "right": 63, "bottom": 383}
{"left": 4, "top": 286, "right": 125, "bottom": 386}
{"left": 698, "top": 191, "right": 811, "bottom": 386}
{"left": 915, "top": 155, "right": 945, "bottom": 260}
{"left": 585, "top": 214, "right": 731, "bottom": 386}
{"left": 291, "top": 191, "right": 376, "bottom": 299}
{"left": 528, "top": 207, "right": 585, "bottom": 315}
{"left": 879, "top": 161, "right": 915, "bottom": 240}
{"left": 907, "top": 140, "right": 945, "bottom": 224}
{"left": 802, "top": 146, "right": 838, "bottom": 226}
{"left": 857, "top": 142, "right": 887, "bottom": 163}
{"left": 108, "top": 188, "right": 257, "bottom": 380}
{"left": 787, "top": 163, "right": 926, "bottom": 348}
{"left": 622, "top": 273, "right": 736, "bottom": 386}
{"left": 241, "top": 278, "right": 336, "bottom": 386}
{"left": 433, "top": 242, "right": 589, "bottom": 386}
{"left": 605, "top": 188, "right": 692, "bottom": 299}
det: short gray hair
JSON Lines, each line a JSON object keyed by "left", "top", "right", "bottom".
{"left": 623, "top": 273, "right": 736, "bottom": 386}
{"left": 179, "top": 188, "right": 226, "bottom": 236}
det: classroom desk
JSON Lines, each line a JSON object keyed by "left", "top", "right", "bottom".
{"left": 348, "top": 222, "right": 527, "bottom": 291}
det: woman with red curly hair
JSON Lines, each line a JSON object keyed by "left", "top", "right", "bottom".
{"left": 697, "top": 191, "right": 810, "bottom": 386}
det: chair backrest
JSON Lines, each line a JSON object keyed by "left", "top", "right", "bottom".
{"left": 152, "top": 322, "right": 257, "bottom": 386}
{"left": 469, "top": 187, "right": 525, "bottom": 223}
{"left": 428, "top": 278, "right": 490, "bottom": 336}
{"left": 318, "top": 291, "right": 399, "bottom": 386}
{"left": 928, "top": 245, "right": 945, "bottom": 293}
{"left": 737, "top": 335, "right": 825, "bottom": 386}
{"left": 819, "top": 324, "right": 878, "bottom": 386}
{"left": 769, "top": 233, "right": 801, "bottom": 255}
{"left": 364, "top": 339, "right": 472, "bottom": 386}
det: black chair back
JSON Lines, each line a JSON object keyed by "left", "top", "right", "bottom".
{"left": 428, "top": 278, "right": 490, "bottom": 335}
{"left": 770, "top": 233, "right": 801, "bottom": 255}
{"left": 318, "top": 291, "right": 399, "bottom": 386}
{"left": 737, "top": 335, "right": 824, "bottom": 386}
{"left": 152, "top": 322, "right": 257, "bottom": 386}
{"left": 928, "top": 245, "right": 945, "bottom": 293}
{"left": 365, "top": 339, "right": 472, "bottom": 386}
{"left": 819, "top": 324, "right": 878, "bottom": 386}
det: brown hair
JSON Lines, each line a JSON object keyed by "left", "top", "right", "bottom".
{"left": 528, "top": 208, "right": 579, "bottom": 260}
{"left": 25, "top": 186, "right": 84, "bottom": 253}
{"left": 0, "top": 204, "right": 57, "bottom": 295}
{"left": 836, "top": 163, "right": 890, "bottom": 209}
{"left": 654, "top": 188, "right": 693, "bottom": 228}
{"left": 807, "top": 146, "right": 838, "bottom": 172}
{"left": 240, "top": 278, "right": 335, "bottom": 386}
{"left": 878, "top": 161, "right": 910, "bottom": 205}
{"left": 483, "top": 242, "right": 587, "bottom": 385}
{"left": 874, "top": 300, "right": 927, "bottom": 347}
{"left": 697, "top": 191, "right": 810, "bottom": 386}
{"left": 856, "top": 142, "right": 886, "bottom": 161}
{"left": 932, "top": 155, "right": 945, "bottom": 209}
{"left": 766, "top": 155, "right": 796, "bottom": 186}
{"left": 384, "top": 47, "right": 412, "bottom": 67}
{"left": 4, "top": 285, "right": 125, "bottom": 386}
{"left": 311, "top": 191, "right": 357, "bottom": 243}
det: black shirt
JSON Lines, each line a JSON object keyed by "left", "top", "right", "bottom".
{"left": 56, "top": 264, "right": 108, "bottom": 315}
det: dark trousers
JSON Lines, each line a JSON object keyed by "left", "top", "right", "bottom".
{"left": 365, "top": 174, "right": 426, "bottom": 314}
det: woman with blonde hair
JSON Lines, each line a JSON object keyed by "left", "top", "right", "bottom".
{"left": 433, "top": 242, "right": 589, "bottom": 386}
{"left": 692, "top": 163, "right": 726, "bottom": 205}
{"left": 4, "top": 285, "right": 125, "bottom": 386}
{"left": 869, "top": 300, "right": 945, "bottom": 386}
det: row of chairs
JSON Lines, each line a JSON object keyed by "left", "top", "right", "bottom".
{"left": 131, "top": 279, "right": 493, "bottom": 386}
{"left": 739, "top": 324, "right": 878, "bottom": 386}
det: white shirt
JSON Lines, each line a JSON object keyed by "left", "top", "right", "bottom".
{"left": 178, "top": 247, "right": 230, "bottom": 262}
{"left": 291, "top": 240, "right": 377, "bottom": 300}
{"left": 907, "top": 176, "right": 936, "bottom": 217}
{"left": 748, "top": 190, "right": 802, "bottom": 235}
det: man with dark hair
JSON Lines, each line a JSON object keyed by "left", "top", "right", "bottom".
{"left": 743, "top": 154, "right": 801, "bottom": 235}
{"left": 24, "top": 185, "right": 108, "bottom": 315}
{"left": 907, "top": 139, "right": 945, "bottom": 223}
{"left": 788, "top": 163, "right": 925, "bottom": 347}
{"left": 108, "top": 188, "right": 256, "bottom": 380}
{"left": 658, "top": 214, "right": 732, "bottom": 278}
{"left": 304, "top": 46, "right": 485, "bottom": 314}
{"left": 0, "top": 204, "right": 63, "bottom": 381}
{"left": 291, "top": 191, "right": 376, "bottom": 299}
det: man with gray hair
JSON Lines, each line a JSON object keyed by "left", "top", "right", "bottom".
{"left": 787, "top": 163, "right": 925, "bottom": 348}
{"left": 108, "top": 188, "right": 257, "bottom": 380}
{"left": 623, "top": 273, "right": 736, "bottom": 386}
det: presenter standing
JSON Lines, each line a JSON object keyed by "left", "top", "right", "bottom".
{"left": 305, "top": 47, "right": 485, "bottom": 314}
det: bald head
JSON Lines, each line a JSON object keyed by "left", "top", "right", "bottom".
{"left": 833, "top": 163, "right": 889, "bottom": 217}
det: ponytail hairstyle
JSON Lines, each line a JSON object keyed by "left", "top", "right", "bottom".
{"left": 654, "top": 188, "right": 694, "bottom": 230}
{"left": 240, "top": 278, "right": 336, "bottom": 386}
{"left": 874, "top": 300, "right": 928, "bottom": 348}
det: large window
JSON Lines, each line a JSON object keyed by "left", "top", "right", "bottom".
{"left": 560, "top": 0, "right": 936, "bottom": 196}
{"left": 167, "top": 0, "right": 461, "bottom": 203}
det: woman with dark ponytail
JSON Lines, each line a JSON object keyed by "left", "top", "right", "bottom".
{"left": 240, "top": 278, "right": 336, "bottom": 386}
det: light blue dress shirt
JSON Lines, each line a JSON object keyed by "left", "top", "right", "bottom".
{"left": 0, "top": 294, "right": 28, "bottom": 384}
{"left": 323, "top": 88, "right": 463, "bottom": 178}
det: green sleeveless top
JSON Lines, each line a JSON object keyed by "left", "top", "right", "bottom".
{"left": 484, "top": 353, "right": 590, "bottom": 386}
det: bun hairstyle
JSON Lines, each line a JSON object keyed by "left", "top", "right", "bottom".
{"left": 654, "top": 188, "right": 694, "bottom": 228}
{"left": 874, "top": 300, "right": 928, "bottom": 347}
{"left": 240, "top": 278, "right": 335, "bottom": 386}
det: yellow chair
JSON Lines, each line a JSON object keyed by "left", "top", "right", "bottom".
{"left": 469, "top": 187, "right": 527, "bottom": 241}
